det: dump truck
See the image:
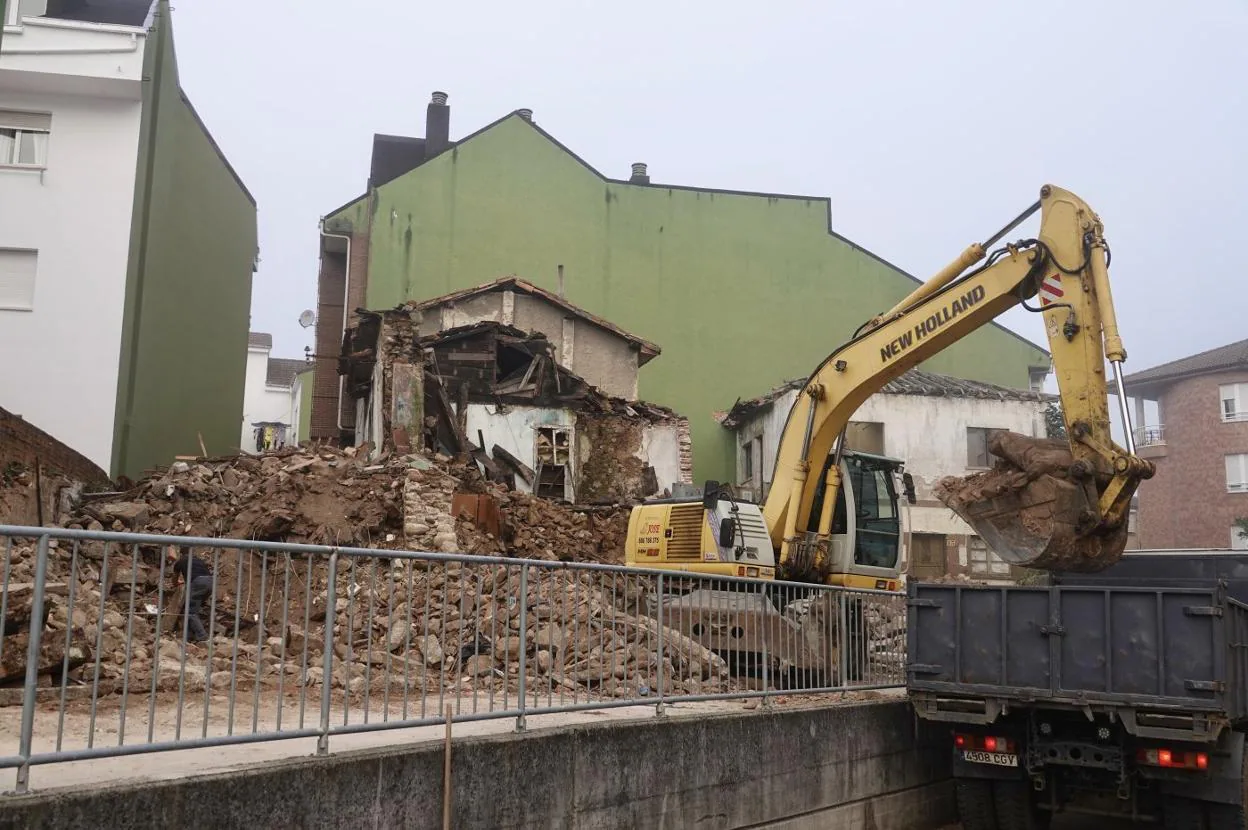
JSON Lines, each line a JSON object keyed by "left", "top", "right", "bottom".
{"left": 623, "top": 184, "right": 1153, "bottom": 685}
{"left": 908, "top": 551, "right": 1248, "bottom": 828}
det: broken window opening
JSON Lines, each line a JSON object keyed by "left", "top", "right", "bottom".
{"left": 534, "top": 426, "right": 573, "bottom": 501}
{"left": 495, "top": 342, "right": 533, "bottom": 385}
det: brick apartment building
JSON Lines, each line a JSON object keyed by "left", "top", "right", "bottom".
{"left": 1122, "top": 337, "right": 1248, "bottom": 550}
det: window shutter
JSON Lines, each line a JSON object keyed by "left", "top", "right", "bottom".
{"left": 0, "top": 110, "right": 51, "bottom": 132}
{"left": 0, "top": 250, "right": 37, "bottom": 310}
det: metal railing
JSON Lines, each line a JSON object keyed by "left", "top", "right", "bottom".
{"left": 0, "top": 525, "right": 906, "bottom": 793}
{"left": 1133, "top": 424, "right": 1165, "bottom": 447}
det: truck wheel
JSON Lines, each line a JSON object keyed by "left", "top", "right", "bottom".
{"left": 955, "top": 778, "right": 999, "bottom": 830}
{"left": 1162, "top": 796, "right": 1208, "bottom": 830}
{"left": 993, "top": 780, "right": 1050, "bottom": 830}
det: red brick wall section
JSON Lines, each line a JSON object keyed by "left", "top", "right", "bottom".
{"left": 310, "top": 248, "right": 346, "bottom": 440}
{"left": 0, "top": 406, "right": 110, "bottom": 484}
{"left": 311, "top": 230, "right": 372, "bottom": 441}
{"left": 1137, "top": 370, "right": 1248, "bottom": 549}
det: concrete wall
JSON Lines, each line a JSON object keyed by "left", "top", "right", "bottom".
{"left": 323, "top": 114, "right": 1049, "bottom": 482}
{"left": 0, "top": 702, "right": 955, "bottom": 830}
{"left": 0, "top": 79, "right": 145, "bottom": 473}
{"left": 111, "top": 2, "right": 258, "bottom": 478}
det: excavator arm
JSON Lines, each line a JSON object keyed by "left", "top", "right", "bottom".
{"left": 763, "top": 184, "right": 1154, "bottom": 581}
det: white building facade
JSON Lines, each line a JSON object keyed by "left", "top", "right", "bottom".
{"left": 240, "top": 333, "right": 307, "bottom": 454}
{"left": 0, "top": 3, "right": 153, "bottom": 470}
{"left": 721, "top": 369, "right": 1052, "bottom": 582}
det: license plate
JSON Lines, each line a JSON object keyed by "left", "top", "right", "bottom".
{"left": 962, "top": 750, "right": 1018, "bottom": 767}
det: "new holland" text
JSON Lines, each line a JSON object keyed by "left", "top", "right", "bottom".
{"left": 879, "top": 285, "right": 986, "bottom": 363}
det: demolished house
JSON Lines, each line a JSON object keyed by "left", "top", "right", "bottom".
{"left": 340, "top": 298, "right": 692, "bottom": 505}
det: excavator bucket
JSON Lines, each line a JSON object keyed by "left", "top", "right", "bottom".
{"left": 934, "top": 431, "right": 1131, "bottom": 572}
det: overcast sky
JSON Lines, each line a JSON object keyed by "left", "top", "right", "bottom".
{"left": 170, "top": 0, "right": 1246, "bottom": 391}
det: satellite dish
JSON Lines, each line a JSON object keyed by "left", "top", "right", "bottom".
{"left": 297, "top": 309, "right": 316, "bottom": 329}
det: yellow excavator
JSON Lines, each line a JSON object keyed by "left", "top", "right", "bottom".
{"left": 623, "top": 184, "right": 1155, "bottom": 683}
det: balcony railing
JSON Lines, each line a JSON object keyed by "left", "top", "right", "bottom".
{"left": 1133, "top": 424, "right": 1165, "bottom": 448}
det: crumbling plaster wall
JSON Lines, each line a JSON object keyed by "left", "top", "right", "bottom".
{"left": 418, "top": 292, "right": 641, "bottom": 400}
{"left": 512, "top": 295, "right": 639, "bottom": 400}
{"left": 463, "top": 405, "right": 683, "bottom": 503}
{"left": 464, "top": 406, "right": 572, "bottom": 497}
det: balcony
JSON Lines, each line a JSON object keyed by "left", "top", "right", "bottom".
{"left": 1133, "top": 424, "right": 1167, "bottom": 459}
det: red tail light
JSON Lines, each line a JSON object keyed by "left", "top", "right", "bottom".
{"left": 1137, "top": 747, "right": 1210, "bottom": 771}
{"left": 954, "top": 733, "right": 1013, "bottom": 753}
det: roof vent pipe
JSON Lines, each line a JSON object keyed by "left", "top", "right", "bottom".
{"left": 516, "top": 108, "right": 533, "bottom": 122}
{"left": 630, "top": 162, "right": 650, "bottom": 184}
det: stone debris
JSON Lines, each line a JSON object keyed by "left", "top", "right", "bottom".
{"left": 0, "top": 444, "right": 905, "bottom": 704}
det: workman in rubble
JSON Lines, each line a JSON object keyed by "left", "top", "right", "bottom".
{"left": 167, "top": 546, "right": 214, "bottom": 642}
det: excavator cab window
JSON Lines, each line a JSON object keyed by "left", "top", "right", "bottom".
{"left": 807, "top": 452, "right": 902, "bottom": 570}
{"left": 847, "top": 456, "right": 901, "bottom": 569}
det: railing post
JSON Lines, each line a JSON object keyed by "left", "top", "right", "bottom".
{"left": 16, "top": 534, "right": 51, "bottom": 794}
{"left": 655, "top": 572, "right": 665, "bottom": 718}
{"left": 761, "top": 587, "right": 773, "bottom": 709}
{"left": 515, "top": 563, "right": 528, "bottom": 733}
{"left": 318, "top": 550, "right": 338, "bottom": 756}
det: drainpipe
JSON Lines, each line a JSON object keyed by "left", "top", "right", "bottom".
{"left": 318, "top": 218, "right": 352, "bottom": 433}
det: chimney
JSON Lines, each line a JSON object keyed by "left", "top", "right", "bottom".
{"left": 516, "top": 108, "right": 533, "bottom": 122}
{"left": 426, "top": 91, "right": 450, "bottom": 159}
{"left": 629, "top": 162, "right": 650, "bottom": 184}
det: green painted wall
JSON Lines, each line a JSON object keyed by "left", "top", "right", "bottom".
{"left": 111, "top": 1, "right": 258, "bottom": 479}
{"left": 328, "top": 115, "right": 1047, "bottom": 481}
{"left": 297, "top": 368, "right": 313, "bottom": 443}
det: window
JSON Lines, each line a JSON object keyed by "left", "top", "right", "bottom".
{"left": 967, "top": 427, "right": 999, "bottom": 469}
{"left": 968, "top": 537, "right": 1011, "bottom": 577}
{"left": 1232, "top": 524, "right": 1248, "bottom": 552}
{"left": 0, "top": 110, "right": 50, "bottom": 168}
{"left": 843, "top": 455, "right": 900, "bottom": 569}
{"left": 845, "top": 420, "right": 885, "bottom": 455}
{"left": 1221, "top": 384, "right": 1248, "bottom": 422}
{"left": 1029, "top": 366, "right": 1049, "bottom": 393}
{"left": 741, "top": 440, "right": 754, "bottom": 482}
{"left": 0, "top": 249, "right": 37, "bottom": 311}
{"left": 1228, "top": 454, "right": 1248, "bottom": 493}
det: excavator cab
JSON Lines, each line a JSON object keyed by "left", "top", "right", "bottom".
{"left": 805, "top": 450, "right": 909, "bottom": 589}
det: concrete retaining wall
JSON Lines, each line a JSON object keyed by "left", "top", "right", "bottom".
{"left": 0, "top": 701, "right": 954, "bottom": 830}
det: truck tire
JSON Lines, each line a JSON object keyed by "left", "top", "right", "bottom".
{"left": 993, "top": 780, "right": 1050, "bottom": 830}
{"left": 1162, "top": 796, "right": 1208, "bottom": 830}
{"left": 956, "top": 778, "right": 999, "bottom": 830}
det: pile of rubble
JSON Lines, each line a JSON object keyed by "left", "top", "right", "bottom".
{"left": 0, "top": 536, "right": 733, "bottom": 702}
{"left": 73, "top": 446, "right": 423, "bottom": 548}
{"left": 0, "top": 444, "right": 907, "bottom": 704}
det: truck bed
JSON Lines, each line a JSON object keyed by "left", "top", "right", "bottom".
{"left": 906, "top": 576, "right": 1248, "bottom": 736}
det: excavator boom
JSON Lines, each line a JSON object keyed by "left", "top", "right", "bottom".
{"left": 763, "top": 185, "right": 1154, "bottom": 580}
